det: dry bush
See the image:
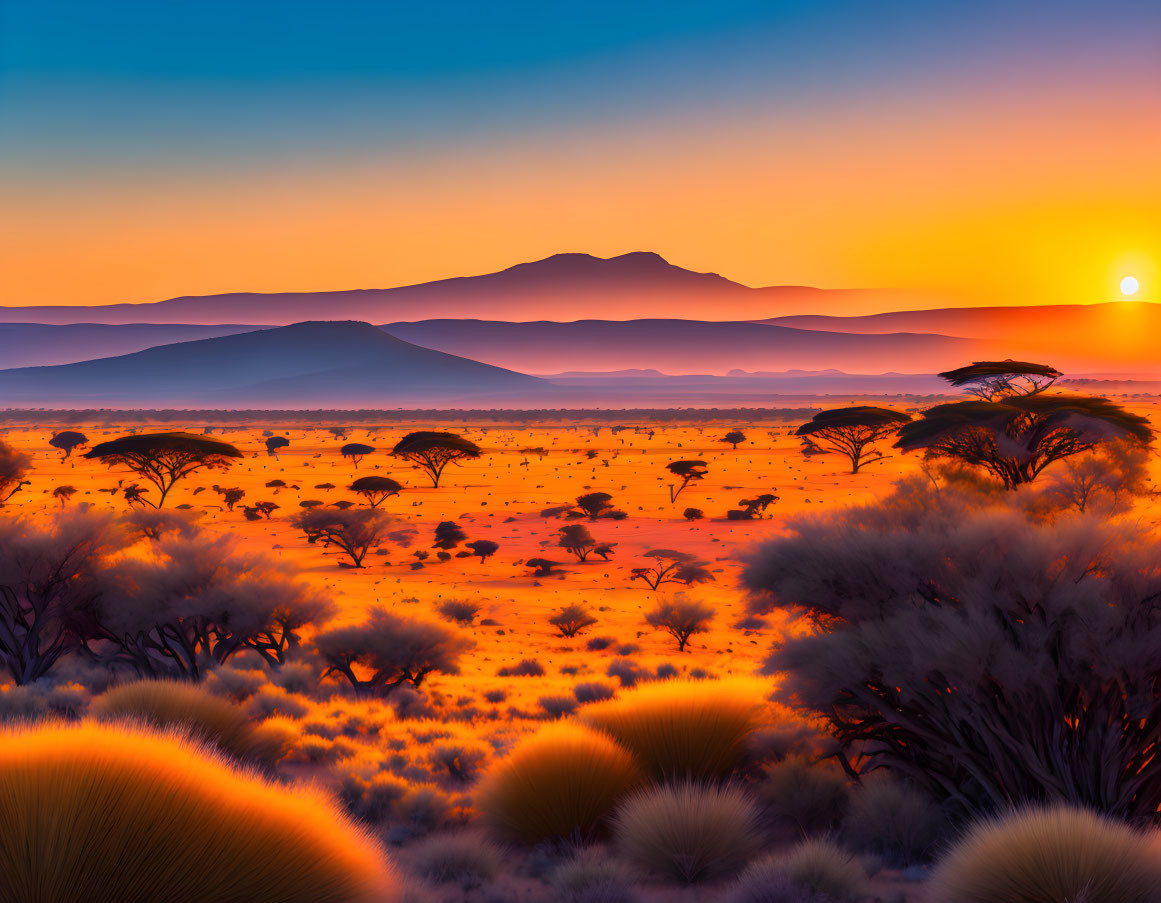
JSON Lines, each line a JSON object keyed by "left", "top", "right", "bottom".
{"left": 840, "top": 774, "right": 949, "bottom": 867}
{"left": 725, "top": 840, "right": 864, "bottom": 903}
{"left": 720, "top": 868, "right": 833, "bottom": 903}
{"left": 90, "top": 679, "right": 293, "bottom": 768}
{"left": 476, "top": 722, "right": 641, "bottom": 844}
{"left": 404, "top": 832, "right": 502, "bottom": 890}
{"left": 551, "top": 848, "right": 642, "bottom": 903}
{"left": 929, "top": 806, "right": 1161, "bottom": 903}
{"left": 613, "top": 781, "right": 761, "bottom": 884}
{"left": 759, "top": 755, "right": 850, "bottom": 835}
{"left": 0, "top": 721, "right": 396, "bottom": 903}
{"left": 581, "top": 678, "right": 765, "bottom": 780}
{"left": 436, "top": 599, "right": 480, "bottom": 625}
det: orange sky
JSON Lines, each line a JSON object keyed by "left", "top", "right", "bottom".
{"left": 2, "top": 73, "right": 1158, "bottom": 312}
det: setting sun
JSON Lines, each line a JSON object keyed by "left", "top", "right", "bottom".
{"left": 1121, "top": 275, "right": 1140, "bottom": 296}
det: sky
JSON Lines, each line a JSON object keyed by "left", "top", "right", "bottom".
{"left": 1, "top": 0, "right": 1158, "bottom": 311}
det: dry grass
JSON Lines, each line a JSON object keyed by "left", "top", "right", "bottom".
{"left": 581, "top": 678, "right": 766, "bottom": 780}
{"left": 90, "top": 678, "right": 294, "bottom": 769}
{"left": 759, "top": 754, "right": 850, "bottom": 835}
{"left": 403, "top": 831, "right": 502, "bottom": 889}
{"left": 613, "top": 781, "right": 762, "bottom": 884}
{"left": 0, "top": 720, "right": 396, "bottom": 903}
{"left": 769, "top": 839, "right": 865, "bottom": 901}
{"left": 929, "top": 806, "right": 1161, "bottom": 903}
{"left": 475, "top": 722, "right": 642, "bottom": 844}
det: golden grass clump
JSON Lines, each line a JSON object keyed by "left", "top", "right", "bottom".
{"left": 0, "top": 721, "right": 397, "bottom": 903}
{"left": 613, "top": 781, "right": 762, "bottom": 884}
{"left": 90, "top": 678, "right": 293, "bottom": 768}
{"left": 930, "top": 806, "right": 1161, "bottom": 903}
{"left": 476, "top": 722, "right": 642, "bottom": 844}
{"left": 581, "top": 678, "right": 766, "bottom": 780}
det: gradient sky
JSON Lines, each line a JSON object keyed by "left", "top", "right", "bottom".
{"left": 1, "top": 0, "right": 1158, "bottom": 310}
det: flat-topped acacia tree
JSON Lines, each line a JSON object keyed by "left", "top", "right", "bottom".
{"left": 391, "top": 431, "right": 481, "bottom": 488}
{"left": 264, "top": 436, "right": 289, "bottom": 457}
{"left": 796, "top": 407, "right": 912, "bottom": 474}
{"left": 84, "top": 432, "right": 242, "bottom": 508}
{"left": 49, "top": 430, "right": 89, "bottom": 460}
{"left": 666, "top": 460, "right": 708, "bottom": 503}
{"left": 348, "top": 475, "right": 403, "bottom": 508}
{"left": 340, "top": 442, "right": 375, "bottom": 468}
{"left": 938, "top": 360, "right": 1062, "bottom": 401}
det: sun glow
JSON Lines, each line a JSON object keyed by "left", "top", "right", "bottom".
{"left": 1120, "top": 275, "right": 1139, "bottom": 296}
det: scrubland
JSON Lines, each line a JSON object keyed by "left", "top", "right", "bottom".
{"left": 1, "top": 399, "right": 1160, "bottom": 903}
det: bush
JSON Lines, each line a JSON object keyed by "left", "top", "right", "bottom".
{"left": 931, "top": 806, "right": 1161, "bottom": 903}
{"left": 404, "top": 832, "right": 501, "bottom": 890}
{"left": 551, "top": 848, "right": 642, "bottom": 903}
{"left": 840, "top": 774, "right": 949, "bottom": 866}
{"left": 0, "top": 721, "right": 395, "bottom": 903}
{"left": 540, "top": 695, "right": 579, "bottom": 718}
{"left": 476, "top": 723, "right": 641, "bottom": 844}
{"left": 759, "top": 755, "right": 850, "bottom": 835}
{"left": 720, "top": 867, "right": 834, "bottom": 903}
{"left": 437, "top": 599, "right": 480, "bottom": 625}
{"left": 90, "top": 679, "right": 293, "bottom": 768}
{"left": 497, "top": 658, "right": 544, "bottom": 677}
{"left": 613, "top": 782, "right": 761, "bottom": 884}
{"left": 725, "top": 840, "right": 864, "bottom": 903}
{"left": 581, "top": 678, "right": 764, "bottom": 780}
{"left": 550, "top": 604, "right": 599, "bottom": 638}
{"left": 574, "top": 681, "right": 615, "bottom": 704}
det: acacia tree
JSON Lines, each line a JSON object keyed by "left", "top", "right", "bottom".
{"left": 895, "top": 395, "right": 1153, "bottom": 489}
{"left": 49, "top": 430, "right": 89, "bottom": 460}
{"left": 549, "top": 603, "right": 598, "bottom": 638}
{"left": 557, "top": 524, "right": 601, "bottom": 562}
{"left": 741, "top": 482, "right": 1161, "bottom": 821}
{"left": 52, "top": 485, "right": 77, "bottom": 508}
{"left": 432, "top": 521, "right": 467, "bottom": 550}
{"left": 391, "top": 431, "right": 481, "bottom": 488}
{"left": 938, "top": 360, "right": 1062, "bottom": 401}
{"left": 315, "top": 608, "right": 473, "bottom": 697}
{"left": 631, "top": 549, "right": 714, "bottom": 591}
{"left": 0, "top": 439, "right": 31, "bottom": 505}
{"left": 291, "top": 508, "right": 392, "bottom": 568}
{"left": 644, "top": 596, "right": 715, "bottom": 652}
{"left": 348, "top": 475, "right": 403, "bottom": 508}
{"left": 340, "top": 442, "right": 375, "bottom": 468}
{"left": 264, "top": 436, "right": 289, "bottom": 457}
{"left": 796, "top": 407, "right": 912, "bottom": 474}
{"left": 83, "top": 432, "right": 242, "bottom": 508}
{"left": 666, "top": 460, "right": 708, "bottom": 503}
{"left": 466, "top": 539, "right": 499, "bottom": 563}
{"left": 721, "top": 430, "right": 747, "bottom": 449}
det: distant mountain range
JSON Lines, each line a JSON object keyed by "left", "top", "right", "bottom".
{"left": 0, "top": 321, "right": 551, "bottom": 407}
{"left": 0, "top": 252, "right": 915, "bottom": 325}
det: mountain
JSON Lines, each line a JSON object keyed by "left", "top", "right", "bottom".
{"left": 0, "top": 321, "right": 551, "bottom": 407}
{"left": 0, "top": 252, "right": 912, "bottom": 325}
{"left": 381, "top": 319, "right": 985, "bottom": 376}
{"left": 763, "top": 302, "right": 1161, "bottom": 375}
{"left": 0, "top": 323, "right": 264, "bottom": 368}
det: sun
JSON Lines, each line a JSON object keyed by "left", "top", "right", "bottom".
{"left": 1120, "top": 276, "right": 1139, "bottom": 296}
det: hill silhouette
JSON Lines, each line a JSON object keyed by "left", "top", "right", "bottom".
{"left": 0, "top": 321, "right": 551, "bottom": 407}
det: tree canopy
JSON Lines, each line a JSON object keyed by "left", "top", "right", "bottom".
{"left": 796, "top": 407, "right": 912, "bottom": 473}
{"left": 666, "top": 460, "right": 708, "bottom": 503}
{"left": 390, "top": 431, "right": 481, "bottom": 487}
{"left": 84, "top": 432, "right": 242, "bottom": 508}
{"left": 348, "top": 475, "right": 403, "bottom": 508}
{"left": 339, "top": 443, "right": 375, "bottom": 468}
{"left": 938, "top": 360, "right": 1062, "bottom": 400}
{"left": 49, "top": 430, "right": 89, "bottom": 459}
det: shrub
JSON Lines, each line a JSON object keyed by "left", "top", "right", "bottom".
{"left": 720, "top": 867, "right": 834, "bottom": 903}
{"left": 929, "top": 806, "right": 1161, "bottom": 903}
{"left": 581, "top": 678, "right": 764, "bottom": 780}
{"left": 550, "top": 604, "right": 599, "bottom": 638}
{"left": 643, "top": 595, "right": 715, "bottom": 652}
{"left": 574, "top": 681, "right": 615, "bottom": 704}
{"left": 497, "top": 658, "right": 544, "bottom": 677}
{"left": 437, "top": 599, "right": 481, "bottom": 625}
{"left": 606, "top": 658, "right": 646, "bottom": 687}
{"left": 476, "top": 722, "right": 641, "bottom": 844}
{"left": 551, "top": 848, "right": 642, "bottom": 903}
{"left": 725, "top": 840, "right": 864, "bottom": 903}
{"left": 840, "top": 774, "right": 949, "bottom": 866}
{"left": 404, "top": 832, "right": 501, "bottom": 890}
{"left": 90, "top": 679, "right": 293, "bottom": 768}
{"left": 0, "top": 721, "right": 395, "bottom": 903}
{"left": 613, "top": 782, "right": 761, "bottom": 884}
{"left": 540, "top": 695, "right": 579, "bottom": 718}
{"left": 759, "top": 755, "right": 850, "bottom": 835}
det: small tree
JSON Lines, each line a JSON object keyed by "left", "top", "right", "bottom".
{"left": 938, "top": 360, "right": 1062, "bottom": 401}
{"left": 214, "top": 486, "right": 245, "bottom": 512}
{"left": 796, "top": 407, "right": 912, "bottom": 473}
{"left": 391, "top": 431, "right": 481, "bottom": 488}
{"left": 896, "top": 395, "right": 1153, "bottom": 489}
{"left": 666, "top": 460, "right": 708, "bottom": 503}
{"left": 466, "top": 539, "right": 499, "bottom": 563}
{"left": 683, "top": 508, "right": 704, "bottom": 522}
{"left": 558, "top": 524, "right": 601, "bottom": 562}
{"left": 631, "top": 550, "right": 715, "bottom": 591}
{"left": 0, "top": 439, "right": 31, "bottom": 505}
{"left": 83, "top": 432, "right": 242, "bottom": 508}
{"left": 573, "top": 492, "right": 626, "bottom": 520}
{"left": 52, "top": 485, "right": 77, "bottom": 508}
{"left": 644, "top": 596, "right": 715, "bottom": 652}
{"left": 264, "top": 436, "right": 289, "bottom": 457}
{"left": 348, "top": 475, "right": 403, "bottom": 508}
{"left": 734, "top": 493, "right": 779, "bottom": 519}
{"left": 327, "top": 427, "right": 349, "bottom": 440}
{"left": 315, "top": 608, "right": 473, "bottom": 697}
{"left": 549, "top": 604, "right": 598, "bottom": 638}
{"left": 340, "top": 443, "right": 375, "bottom": 469}
{"left": 432, "top": 521, "right": 467, "bottom": 550}
{"left": 721, "top": 430, "right": 747, "bottom": 449}
{"left": 49, "top": 430, "right": 89, "bottom": 460}
{"left": 291, "top": 508, "right": 392, "bottom": 568}
{"left": 526, "top": 558, "right": 559, "bottom": 577}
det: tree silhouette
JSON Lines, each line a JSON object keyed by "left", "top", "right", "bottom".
{"left": 631, "top": 549, "right": 714, "bottom": 590}
{"left": 573, "top": 492, "right": 627, "bottom": 520}
{"left": 939, "top": 360, "right": 1062, "bottom": 401}
{"left": 83, "top": 432, "right": 242, "bottom": 508}
{"left": 683, "top": 507, "right": 704, "bottom": 522}
{"left": 557, "top": 524, "right": 604, "bottom": 562}
{"left": 549, "top": 604, "right": 598, "bottom": 638}
{"left": 391, "top": 431, "right": 481, "bottom": 487}
{"left": 721, "top": 430, "right": 747, "bottom": 449}
{"left": 526, "top": 558, "right": 559, "bottom": 577}
{"left": 666, "top": 460, "right": 708, "bottom": 503}
{"left": 291, "top": 508, "right": 392, "bottom": 567}
{"left": 52, "top": 485, "right": 77, "bottom": 508}
{"left": 466, "top": 539, "right": 499, "bottom": 563}
{"left": 348, "top": 475, "right": 403, "bottom": 508}
{"left": 796, "top": 407, "right": 912, "bottom": 473}
{"left": 644, "top": 596, "right": 715, "bottom": 652}
{"left": 49, "top": 430, "right": 89, "bottom": 460}
{"left": 0, "top": 439, "right": 31, "bottom": 505}
{"left": 432, "top": 521, "right": 467, "bottom": 550}
{"left": 340, "top": 442, "right": 375, "bottom": 468}
{"left": 733, "top": 493, "right": 779, "bottom": 519}
{"left": 264, "top": 436, "right": 289, "bottom": 457}
{"left": 896, "top": 395, "right": 1153, "bottom": 488}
